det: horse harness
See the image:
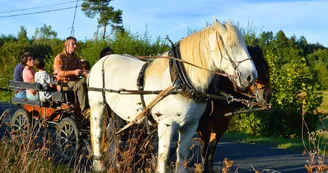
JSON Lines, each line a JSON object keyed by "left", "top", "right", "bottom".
{"left": 87, "top": 45, "right": 271, "bottom": 135}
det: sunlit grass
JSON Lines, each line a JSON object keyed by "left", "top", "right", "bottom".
{"left": 0, "top": 91, "right": 10, "bottom": 102}
{"left": 224, "top": 132, "right": 305, "bottom": 151}
{"left": 318, "top": 90, "right": 328, "bottom": 113}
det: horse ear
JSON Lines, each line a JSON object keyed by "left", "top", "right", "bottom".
{"left": 212, "top": 16, "right": 218, "bottom": 24}
{"left": 212, "top": 17, "right": 226, "bottom": 33}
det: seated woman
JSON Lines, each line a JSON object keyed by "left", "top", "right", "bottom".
{"left": 13, "top": 52, "right": 32, "bottom": 98}
{"left": 23, "top": 55, "right": 38, "bottom": 100}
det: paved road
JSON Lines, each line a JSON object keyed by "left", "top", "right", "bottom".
{"left": 0, "top": 102, "right": 17, "bottom": 137}
{"left": 210, "top": 139, "right": 309, "bottom": 173}
{"left": 0, "top": 102, "right": 313, "bottom": 173}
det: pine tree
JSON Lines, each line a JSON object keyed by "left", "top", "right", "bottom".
{"left": 81, "top": 0, "right": 123, "bottom": 40}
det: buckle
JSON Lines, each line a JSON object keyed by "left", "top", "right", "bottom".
{"left": 227, "top": 95, "right": 234, "bottom": 104}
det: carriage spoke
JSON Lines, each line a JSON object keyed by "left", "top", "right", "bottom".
{"left": 56, "top": 117, "right": 80, "bottom": 160}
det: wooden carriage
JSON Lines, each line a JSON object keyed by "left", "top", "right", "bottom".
{"left": 8, "top": 80, "right": 89, "bottom": 160}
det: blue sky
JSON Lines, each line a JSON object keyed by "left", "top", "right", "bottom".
{"left": 0, "top": 0, "right": 327, "bottom": 47}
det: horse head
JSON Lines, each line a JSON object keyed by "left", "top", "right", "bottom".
{"left": 208, "top": 46, "right": 271, "bottom": 104}
{"left": 210, "top": 17, "right": 258, "bottom": 90}
{"left": 247, "top": 46, "right": 272, "bottom": 103}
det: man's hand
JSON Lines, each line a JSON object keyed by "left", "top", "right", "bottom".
{"left": 74, "top": 69, "right": 82, "bottom": 76}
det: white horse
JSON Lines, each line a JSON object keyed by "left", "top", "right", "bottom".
{"left": 88, "top": 18, "right": 258, "bottom": 173}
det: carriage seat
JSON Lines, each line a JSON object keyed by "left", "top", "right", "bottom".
{"left": 9, "top": 80, "right": 42, "bottom": 106}
{"left": 9, "top": 80, "right": 77, "bottom": 108}
{"left": 11, "top": 97, "right": 41, "bottom": 106}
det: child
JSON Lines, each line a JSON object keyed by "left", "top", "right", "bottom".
{"left": 34, "top": 58, "right": 53, "bottom": 102}
{"left": 81, "top": 59, "right": 91, "bottom": 77}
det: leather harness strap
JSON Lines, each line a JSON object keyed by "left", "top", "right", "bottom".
{"left": 137, "top": 61, "right": 157, "bottom": 132}
{"left": 116, "top": 85, "right": 175, "bottom": 135}
{"left": 101, "top": 56, "right": 110, "bottom": 104}
{"left": 168, "top": 42, "right": 210, "bottom": 102}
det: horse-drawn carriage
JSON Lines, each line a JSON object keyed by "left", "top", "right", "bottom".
{"left": 8, "top": 79, "right": 89, "bottom": 160}
{"left": 5, "top": 18, "right": 272, "bottom": 173}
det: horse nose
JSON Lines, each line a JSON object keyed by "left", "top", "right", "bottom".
{"left": 239, "top": 71, "right": 257, "bottom": 89}
{"left": 247, "top": 75, "right": 253, "bottom": 83}
{"left": 246, "top": 72, "right": 256, "bottom": 85}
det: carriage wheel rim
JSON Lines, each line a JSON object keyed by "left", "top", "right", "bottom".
{"left": 58, "top": 122, "right": 78, "bottom": 157}
{"left": 13, "top": 113, "right": 29, "bottom": 133}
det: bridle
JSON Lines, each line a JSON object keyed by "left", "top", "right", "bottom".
{"left": 212, "top": 30, "right": 254, "bottom": 88}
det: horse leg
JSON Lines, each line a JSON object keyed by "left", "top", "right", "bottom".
{"left": 90, "top": 103, "right": 107, "bottom": 172}
{"left": 198, "top": 117, "right": 211, "bottom": 172}
{"left": 205, "top": 132, "right": 219, "bottom": 173}
{"left": 176, "top": 122, "right": 199, "bottom": 173}
{"left": 199, "top": 138, "right": 209, "bottom": 166}
{"left": 199, "top": 131, "right": 217, "bottom": 173}
{"left": 157, "top": 122, "right": 176, "bottom": 173}
{"left": 206, "top": 117, "right": 231, "bottom": 173}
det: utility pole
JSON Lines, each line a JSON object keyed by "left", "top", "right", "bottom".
{"left": 70, "top": 0, "right": 79, "bottom": 36}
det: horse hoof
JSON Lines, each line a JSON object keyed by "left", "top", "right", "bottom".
{"left": 93, "top": 160, "right": 106, "bottom": 173}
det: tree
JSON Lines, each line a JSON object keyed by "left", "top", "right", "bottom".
{"left": 18, "top": 26, "right": 28, "bottom": 44}
{"left": 81, "top": 0, "right": 123, "bottom": 40}
{"left": 298, "top": 36, "right": 310, "bottom": 55}
{"left": 258, "top": 31, "right": 273, "bottom": 48}
{"left": 34, "top": 24, "right": 57, "bottom": 40}
{"left": 275, "top": 30, "right": 288, "bottom": 48}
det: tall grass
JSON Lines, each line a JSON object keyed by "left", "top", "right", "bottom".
{"left": 0, "top": 108, "right": 201, "bottom": 173}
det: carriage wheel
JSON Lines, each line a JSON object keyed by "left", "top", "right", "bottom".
{"left": 56, "top": 117, "right": 80, "bottom": 161}
{"left": 11, "top": 108, "right": 32, "bottom": 143}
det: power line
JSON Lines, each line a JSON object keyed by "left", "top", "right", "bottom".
{"left": 0, "top": 6, "right": 81, "bottom": 18}
{"left": 0, "top": 1, "right": 78, "bottom": 14}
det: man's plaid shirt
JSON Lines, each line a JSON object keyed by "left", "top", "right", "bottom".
{"left": 53, "top": 51, "right": 82, "bottom": 82}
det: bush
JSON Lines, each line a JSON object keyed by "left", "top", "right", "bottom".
{"left": 259, "top": 50, "right": 321, "bottom": 137}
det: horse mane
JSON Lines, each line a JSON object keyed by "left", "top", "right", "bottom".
{"left": 247, "top": 46, "right": 270, "bottom": 85}
{"left": 145, "top": 57, "right": 169, "bottom": 80}
{"left": 179, "top": 21, "right": 245, "bottom": 92}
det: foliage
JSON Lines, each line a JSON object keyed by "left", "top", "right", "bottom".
{"left": 109, "top": 28, "right": 169, "bottom": 56}
{"left": 79, "top": 40, "right": 109, "bottom": 66}
{"left": 0, "top": 19, "right": 327, "bottom": 139}
{"left": 33, "top": 24, "right": 58, "bottom": 41}
{"left": 0, "top": 41, "right": 28, "bottom": 88}
{"left": 228, "top": 26, "right": 326, "bottom": 138}
{"left": 81, "top": 0, "right": 123, "bottom": 40}
{"left": 17, "top": 26, "right": 29, "bottom": 45}
{"left": 259, "top": 50, "right": 322, "bottom": 137}
{"left": 229, "top": 113, "right": 262, "bottom": 136}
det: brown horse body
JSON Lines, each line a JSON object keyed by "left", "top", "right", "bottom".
{"left": 198, "top": 46, "right": 272, "bottom": 173}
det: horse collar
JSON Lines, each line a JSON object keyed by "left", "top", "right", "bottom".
{"left": 168, "top": 43, "right": 208, "bottom": 102}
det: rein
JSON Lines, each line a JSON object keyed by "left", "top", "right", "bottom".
{"left": 138, "top": 55, "right": 233, "bottom": 78}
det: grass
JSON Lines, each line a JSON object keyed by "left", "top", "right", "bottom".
{"left": 0, "top": 91, "right": 11, "bottom": 102}
{"left": 318, "top": 90, "right": 328, "bottom": 114}
{"left": 223, "top": 132, "right": 305, "bottom": 151}
{"left": 0, "top": 90, "right": 326, "bottom": 172}
{"left": 0, "top": 110, "right": 75, "bottom": 173}
{"left": 0, "top": 108, "right": 160, "bottom": 173}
